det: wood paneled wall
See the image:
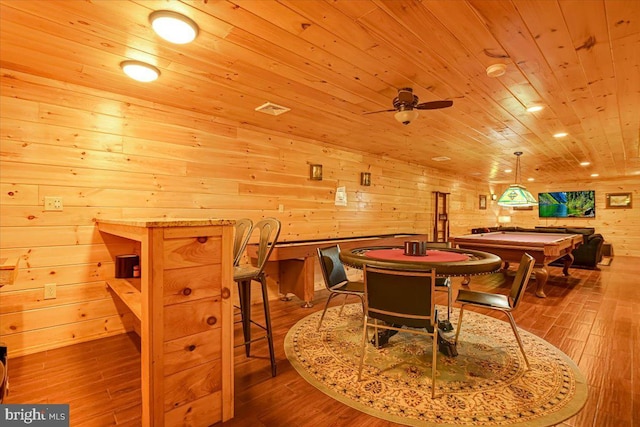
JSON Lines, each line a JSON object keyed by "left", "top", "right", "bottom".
{"left": 489, "top": 181, "right": 639, "bottom": 256}
{"left": 0, "top": 69, "right": 637, "bottom": 357}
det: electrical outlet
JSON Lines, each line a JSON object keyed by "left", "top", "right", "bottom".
{"left": 278, "top": 204, "right": 284, "bottom": 213}
{"left": 44, "top": 283, "right": 57, "bottom": 299}
{"left": 44, "top": 196, "right": 63, "bottom": 211}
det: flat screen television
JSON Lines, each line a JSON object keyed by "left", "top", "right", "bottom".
{"left": 538, "top": 190, "right": 595, "bottom": 218}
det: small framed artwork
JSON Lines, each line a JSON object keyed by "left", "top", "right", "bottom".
{"left": 360, "top": 172, "right": 371, "bottom": 186}
{"left": 310, "top": 164, "right": 323, "bottom": 181}
{"left": 606, "top": 192, "right": 632, "bottom": 208}
{"left": 479, "top": 194, "right": 487, "bottom": 210}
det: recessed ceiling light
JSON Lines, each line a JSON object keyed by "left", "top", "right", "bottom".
{"left": 486, "top": 63, "right": 507, "bottom": 78}
{"left": 590, "top": 173, "right": 599, "bottom": 177}
{"left": 526, "top": 105, "right": 544, "bottom": 112}
{"left": 149, "top": 10, "right": 199, "bottom": 44}
{"left": 553, "top": 132, "right": 568, "bottom": 138}
{"left": 120, "top": 60, "right": 160, "bottom": 82}
{"left": 527, "top": 177, "right": 535, "bottom": 181}
{"left": 580, "top": 161, "right": 591, "bottom": 166}
{"left": 504, "top": 169, "right": 512, "bottom": 173}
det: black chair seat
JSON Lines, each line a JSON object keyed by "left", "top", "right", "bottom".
{"left": 455, "top": 288, "right": 511, "bottom": 310}
{"left": 435, "top": 277, "right": 450, "bottom": 287}
{"left": 330, "top": 280, "right": 364, "bottom": 293}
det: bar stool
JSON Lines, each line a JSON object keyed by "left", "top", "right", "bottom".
{"left": 233, "top": 218, "right": 281, "bottom": 376}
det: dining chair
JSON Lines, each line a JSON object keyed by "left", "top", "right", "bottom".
{"left": 454, "top": 253, "right": 535, "bottom": 369}
{"left": 424, "top": 241, "right": 453, "bottom": 327}
{"left": 233, "top": 218, "right": 253, "bottom": 266}
{"left": 357, "top": 265, "right": 439, "bottom": 398}
{"left": 316, "top": 244, "right": 364, "bottom": 331}
{"left": 233, "top": 217, "right": 281, "bottom": 377}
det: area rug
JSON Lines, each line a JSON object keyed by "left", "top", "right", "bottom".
{"left": 284, "top": 304, "right": 587, "bottom": 426}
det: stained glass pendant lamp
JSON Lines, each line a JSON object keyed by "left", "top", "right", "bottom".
{"left": 497, "top": 152, "right": 538, "bottom": 207}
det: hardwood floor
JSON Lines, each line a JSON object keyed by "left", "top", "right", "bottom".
{"left": 4, "top": 256, "right": 639, "bottom": 426}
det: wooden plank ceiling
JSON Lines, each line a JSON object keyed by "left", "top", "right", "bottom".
{"left": 1, "top": 0, "right": 638, "bottom": 184}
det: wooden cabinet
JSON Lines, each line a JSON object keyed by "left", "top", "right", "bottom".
{"left": 98, "top": 218, "right": 234, "bottom": 427}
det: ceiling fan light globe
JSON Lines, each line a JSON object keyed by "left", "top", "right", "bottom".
{"left": 394, "top": 109, "right": 419, "bottom": 125}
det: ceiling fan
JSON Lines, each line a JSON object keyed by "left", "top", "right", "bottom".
{"left": 364, "top": 87, "right": 453, "bottom": 125}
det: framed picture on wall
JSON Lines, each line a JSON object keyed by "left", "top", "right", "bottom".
{"left": 309, "top": 164, "right": 323, "bottom": 180}
{"left": 479, "top": 194, "right": 487, "bottom": 210}
{"left": 606, "top": 192, "right": 632, "bottom": 208}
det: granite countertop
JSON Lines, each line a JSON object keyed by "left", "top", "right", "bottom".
{"left": 98, "top": 218, "right": 235, "bottom": 228}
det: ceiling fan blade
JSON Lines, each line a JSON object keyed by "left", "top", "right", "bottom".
{"left": 363, "top": 109, "right": 396, "bottom": 115}
{"left": 415, "top": 100, "right": 453, "bottom": 110}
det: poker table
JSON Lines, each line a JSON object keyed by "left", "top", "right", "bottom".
{"left": 339, "top": 246, "right": 502, "bottom": 280}
{"left": 450, "top": 231, "right": 583, "bottom": 298}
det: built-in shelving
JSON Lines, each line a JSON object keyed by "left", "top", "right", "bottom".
{"left": 105, "top": 277, "right": 142, "bottom": 321}
{"left": 98, "top": 218, "right": 235, "bottom": 426}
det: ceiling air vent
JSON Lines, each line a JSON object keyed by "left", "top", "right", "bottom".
{"left": 255, "top": 102, "right": 290, "bottom": 116}
{"left": 432, "top": 156, "right": 451, "bottom": 162}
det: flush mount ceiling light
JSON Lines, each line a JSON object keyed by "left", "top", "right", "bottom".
{"left": 580, "top": 161, "right": 591, "bottom": 166}
{"left": 497, "top": 152, "right": 538, "bottom": 208}
{"left": 486, "top": 63, "right": 507, "bottom": 78}
{"left": 526, "top": 105, "right": 544, "bottom": 112}
{"left": 149, "top": 10, "right": 199, "bottom": 44}
{"left": 553, "top": 132, "right": 568, "bottom": 138}
{"left": 120, "top": 60, "right": 160, "bottom": 82}
{"left": 394, "top": 108, "right": 419, "bottom": 124}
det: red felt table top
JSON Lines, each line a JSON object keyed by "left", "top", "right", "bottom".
{"left": 365, "top": 248, "right": 469, "bottom": 263}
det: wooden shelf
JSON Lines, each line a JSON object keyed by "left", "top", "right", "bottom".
{"left": 105, "top": 277, "right": 142, "bottom": 321}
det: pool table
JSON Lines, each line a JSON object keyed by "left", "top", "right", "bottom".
{"left": 450, "top": 231, "right": 583, "bottom": 298}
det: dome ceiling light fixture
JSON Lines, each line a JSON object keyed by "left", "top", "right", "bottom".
{"left": 486, "top": 63, "right": 507, "bottom": 78}
{"left": 120, "top": 60, "right": 160, "bottom": 82}
{"left": 497, "top": 152, "right": 538, "bottom": 207}
{"left": 149, "top": 10, "right": 199, "bottom": 44}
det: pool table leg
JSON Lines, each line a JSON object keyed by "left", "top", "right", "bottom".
{"left": 533, "top": 267, "right": 548, "bottom": 298}
{"left": 561, "top": 253, "right": 575, "bottom": 276}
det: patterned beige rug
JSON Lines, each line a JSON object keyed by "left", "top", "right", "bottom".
{"left": 285, "top": 304, "right": 587, "bottom": 426}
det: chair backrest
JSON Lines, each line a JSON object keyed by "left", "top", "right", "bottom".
{"left": 509, "top": 253, "right": 535, "bottom": 308}
{"left": 233, "top": 218, "right": 253, "bottom": 266}
{"left": 424, "top": 241, "right": 452, "bottom": 249}
{"left": 317, "top": 245, "right": 349, "bottom": 290}
{"left": 250, "top": 218, "right": 281, "bottom": 274}
{"left": 363, "top": 265, "right": 436, "bottom": 329}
